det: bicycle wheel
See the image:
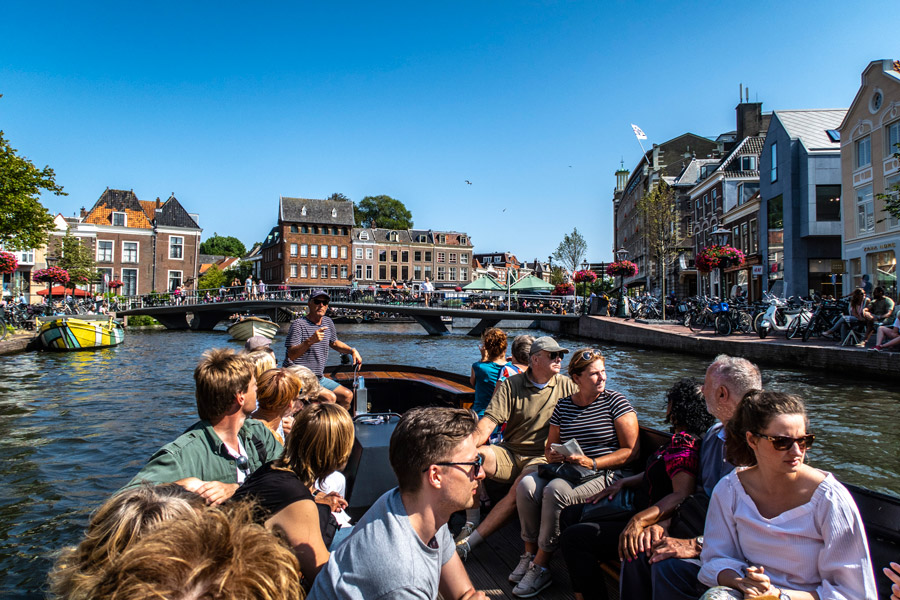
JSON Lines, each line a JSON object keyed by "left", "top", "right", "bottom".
{"left": 802, "top": 315, "right": 818, "bottom": 342}
{"left": 688, "top": 312, "right": 705, "bottom": 332}
{"left": 786, "top": 318, "right": 803, "bottom": 339}
{"left": 715, "top": 315, "right": 732, "bottom": 336}
{"left": 753, "top": 312, "right": 765, "bottom": 335}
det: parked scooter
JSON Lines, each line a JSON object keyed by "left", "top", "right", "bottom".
{"left": 755, "top": 293, "right": 811, "bottom": 339}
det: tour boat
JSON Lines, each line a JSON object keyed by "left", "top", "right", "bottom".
{"left": 227, "top": 315, "right": 279, "bottom": 341}
{"left": 37, "top": 316, "right": 125, "bottom": 351}
{"left": 323, "top": 363, "right": 900, "bottom": 600}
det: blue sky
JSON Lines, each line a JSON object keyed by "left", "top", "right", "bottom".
{"left": 1, "top": 1, "right": 897, "bottom": 262}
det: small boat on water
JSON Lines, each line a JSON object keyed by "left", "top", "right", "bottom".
{"left": 227, "top": 315, "right": 279, "bottom": 341}
{"left": 37, "top": 316, "right": 125, "bottom": 351}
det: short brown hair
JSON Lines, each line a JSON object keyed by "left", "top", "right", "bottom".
{"left": 725, "top": 390, "right": 807, "bottom": 466}
{"left": 84, "top": 503, "right": 303, "bottom": 600}
{"left": 256, "top": 368, "right": 302, "bottom": 415}
{"left": 510, "top": 335, "right": 534, "bottom": 364}
{"left": 389, "top": 407, "right": 477, "bottom": 493}
{"left": 567, "top": 347, "right": 604, "bottom": 378}
{"left": 278, "top": 403, "right": 354, "bottom": 487}
{"left": 481, "top": 327, "right": 508, "bottom": 360}
{"left": 194, "top": 348, "right": 254, "bottom": 421}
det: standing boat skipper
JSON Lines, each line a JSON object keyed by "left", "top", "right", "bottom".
{"left": 284, "top": 289, "right": 362, "bottom": 410}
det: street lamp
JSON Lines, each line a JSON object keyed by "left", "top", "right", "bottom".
{"left": 547, "top": 255, "right": 553, "bottom": 284}
{"left": 712, "top": 227, "right": 731, "bottom": 299}
{"left": 615, "top": 247, "right": 629, "bottom": 317}
{"left": 581, "top": 259, "right": 589, "bottom": 315}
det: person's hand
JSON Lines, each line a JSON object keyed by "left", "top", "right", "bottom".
{"left": 281, "top": 414, "right": 294, "bottom": 437}
{"left": 350, "top": 348, "right": 362, "bottom": 367}
{"left": 618, "top": 518, "right": 647, "bottom": 561}
{"left": 316, "top": 491, "right": 348, "bottom": 512}
{"left": 458, "top": 590, "right": 488, "bottom": 600}
{"left": 306, "top": 327, "right": 328, "bottom": 346}
{"left": 565, "top": 453, "right": 592, "bottom": 469}
{"left": 600, "top": 478, "right": 626, "bottom": 500}
{"left": 546, "top": 448, "right": 565, "bottom": 463}
{"left": 648, "top": 535, "right": 701, "bottom": 563}
{"left": 884, "top": 561, "right": 900, "bottom": 600}
{"left": 735, "top": 566, "right": 774, "bottom": 598}
{"left": 190, "top": 480, "right": 239, "bottom": 505}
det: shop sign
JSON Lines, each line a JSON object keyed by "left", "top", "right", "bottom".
{"left": 863, "top": 242, "right": 896, "bottom": 252}
{"left": 831, "top": 260, "right": 845, "bottom": 273}
{"left": 751, "top": 265, "right": 764, "bottom": 275}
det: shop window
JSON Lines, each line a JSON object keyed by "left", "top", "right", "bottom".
{"left": 869, "top": 250, "right": 897, "bottom": 297}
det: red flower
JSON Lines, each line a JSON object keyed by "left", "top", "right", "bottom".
{"left": 0, "top": 251, "right": 18, "bottom": 274}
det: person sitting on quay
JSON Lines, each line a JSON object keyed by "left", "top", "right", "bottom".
{"left": 455, "top": 337, "right": 578, "bottom": 561}
{"left": 698, "top": 390, "right": 877, "bottom": 599}
{"left": 309, "top": 407, "right": 487, "bottom": 600}
{"left": 284, "top": 289, "right": 362, "bottom": 409}
{"left": 124, "top": 348, "right": 281, "bottom": 505}
{"left": 619, "top": 354, "right": 761, "bottom": 600}
{"left": 871, "top": 312, "right": 900, "bottom": 352}
{"left": 864, "top": 286, "right": 895, "bottom": 344}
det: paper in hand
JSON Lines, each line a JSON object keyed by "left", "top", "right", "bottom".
{"left": 551, "top": 438, "right": 584, "bottom": 457}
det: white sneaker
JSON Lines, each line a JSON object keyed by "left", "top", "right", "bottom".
{"left": 508, "top": 552, "right": 535, "bottom": 583}
{"left": 455, "top": 539, "right": 471, "bottom": 561}
{"left": 512, "top": 563, "right": 552, "bottom": 598}
{"left": 454, "top": 521, "right": 477, "bottom": 544}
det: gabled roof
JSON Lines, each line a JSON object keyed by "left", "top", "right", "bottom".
{"left": 839, "top": 59, "right": 900, "bottom": 133}
{"left": 260, "top": 227, "right": 281, "bottom": 250}
{"left": 673, "top": 158, "right": 722, "bottom": 187}
{"left": 139, "top": 200, "right": 158, "bottom": 221}
{"left": 155, "top": 194, "right": 200, "bottom": 229}
{"left": 280, "top": 197, "right": 355, "bottom": 226}
{"left": 720, "top": 136, "right": 765, "bottom": 178}
{"left": 773, "top": 109, "right": 847, "bottom": 152}
{"left": 83, "top": 188, "right": 154, "bottom": 229}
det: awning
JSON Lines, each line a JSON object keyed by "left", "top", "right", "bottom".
{"left": 509, "top": 275, "right": 554, "bottom": 292}
{"left": 463, "top": 276, "right": 504, "bottom": 291}
{"left": 37, "top": 286, "right": 91, "bottom": 297}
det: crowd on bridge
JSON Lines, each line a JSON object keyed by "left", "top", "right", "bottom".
{"left": 47, "top": 289, "right": 899, "bottom": 600}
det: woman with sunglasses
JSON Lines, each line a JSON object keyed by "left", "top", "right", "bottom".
{"left": 511, "top": 348, "right": 639, "bottom": 597}
{"left": 698, "top": 390, "right": 877, "bottom": 600}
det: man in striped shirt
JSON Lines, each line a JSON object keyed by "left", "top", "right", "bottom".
{"left": 283, "top": 289, "right": 362, "bottom": 409}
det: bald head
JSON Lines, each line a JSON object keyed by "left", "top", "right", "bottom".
{"left": 703, "top": 354, "right": 761, "bottom": 422}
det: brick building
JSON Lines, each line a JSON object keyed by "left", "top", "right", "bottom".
{"left": 351, "top": 228, "right": 473, "bottom": 288}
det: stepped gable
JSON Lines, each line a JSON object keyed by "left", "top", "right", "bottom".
{"left": 155, "top": 194, "right": 200, "bottom": 229}
{"left": 83, "top": 188, "right": 153, "bottom": 229}
{"left": 279, "top": 196, "right": 355, "bottom": 226}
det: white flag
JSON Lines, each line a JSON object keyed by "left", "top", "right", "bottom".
{"left": 631, "top": 124, "right": 647, "bottom": 140}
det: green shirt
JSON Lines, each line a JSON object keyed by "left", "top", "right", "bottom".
{"left": 871, "top": 296, "right": 895, "bottom": 319}
{"left": 124, "top": 419, "right": 282, "bottom": 489}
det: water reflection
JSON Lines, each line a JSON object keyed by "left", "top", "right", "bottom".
{"left": 0, "top": 324, "right": 897, "bottom": 596}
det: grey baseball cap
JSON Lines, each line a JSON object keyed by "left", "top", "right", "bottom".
{"left": 529, "top": 336, "right": 570, "bottom": 356}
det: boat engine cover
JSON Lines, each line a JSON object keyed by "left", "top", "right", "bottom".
{"left": 344, "top": 418, "right": 399, "bottom": 510}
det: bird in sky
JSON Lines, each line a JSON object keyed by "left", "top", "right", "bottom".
{"left": 465, "top": 180, "right": 472, "bottom": 185}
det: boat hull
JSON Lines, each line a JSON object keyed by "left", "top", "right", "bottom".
{"left": 37, "top": 317, "right": 125, "bottom": 351}
{"left": 227, "top": 317, "right": 279, "bottom": 341}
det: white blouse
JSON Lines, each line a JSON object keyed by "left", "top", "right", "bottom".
{"left": 699, "top": 469, "right": 878, "bottom": 600}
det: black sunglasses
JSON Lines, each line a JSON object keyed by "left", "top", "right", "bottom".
{"left": 752, "top": 432, "right": 816, "bottom": 451}
{"left": 312, "top": 298, "right": 330, "bottom": 305}
{"left": 546, "top": 351, "right": 565, "bottom": 360}
{"left": 424, "top": 453, "right": 484, "bottom": 476}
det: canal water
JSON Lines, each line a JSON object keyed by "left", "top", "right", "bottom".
{"left": 1, "top": 323, "right": 899, "bottom": 597}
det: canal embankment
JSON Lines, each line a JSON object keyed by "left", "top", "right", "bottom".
{"left": 539, "top": 315, "right": 898, "bottom": 382}
{"left": 0, "top": 333, "right": 36, "bottom": 355}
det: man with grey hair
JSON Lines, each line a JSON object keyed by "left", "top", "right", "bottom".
{"left": 619, "top": 354, "right": 762, "bottom": 600}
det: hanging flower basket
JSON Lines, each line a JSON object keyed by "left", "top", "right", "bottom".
{"left": 552, "top": 283, "right": 574, "bottom": 296}
{"left": 573, "top": 269, "right": 597, "bottom": 284}
{"left": 0, "top": 251, "right": 18, "bottom": 274}
{"left": 108, "top": 279, "right": 124, "bottom": 290}
{"left": 33, "top": 266, "right": 70, "bottom": 285}
{"left": 695, "top": 244, "right": 746, "bottom": 273}
{"left": 606, "top": 260, "right": 638, "bottom": 278}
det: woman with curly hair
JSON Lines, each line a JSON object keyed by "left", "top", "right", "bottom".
{"left": 470, "top": 327, "right": 508, "bottom": 417}
{"left": 558, "top": 377, "right": 715, "bottom": 600}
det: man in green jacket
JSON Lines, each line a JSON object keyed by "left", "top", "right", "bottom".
{"left": 125, "top": 348, "right": 281, "bottom": 505}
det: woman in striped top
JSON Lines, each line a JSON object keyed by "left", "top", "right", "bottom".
{"left": 511, "top": 348, "right": 639, "bottom": 597}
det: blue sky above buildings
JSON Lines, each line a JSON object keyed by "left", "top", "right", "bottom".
{"left": 1, "top": 1, "right": 896, "bottom": 261}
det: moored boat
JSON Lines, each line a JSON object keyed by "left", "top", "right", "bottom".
{"left": 37, "top": 316, "right": 125, "bottom": 351}
{"left": 227, "top": 315, "right": 279, "bottom": 341}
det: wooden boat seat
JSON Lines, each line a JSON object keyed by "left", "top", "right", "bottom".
{"left": 331, "top": 370, "right": 474, "bottom": 395}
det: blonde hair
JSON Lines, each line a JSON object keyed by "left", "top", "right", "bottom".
{"left": 278, "top": 403, "right": 354, "bottom": 487}
{"left": 285, "top": 364, "right": 322, "bottom": 402}
{"left": 80, "top": 503, "right": 303, "bottom": 600}
{"left": 567, "top": 347, "right": 604, "bottom": 377}
{"left": 256, "top": 369, "right": 302, "bottom": 415}
{"left": 194, "top": 348, "right": 254, "bottom": 421}
{"left": 246, "top": 350, "right": 278, "bottom": 380}
{"left": 49, "top": 484, "right": 204, "bottom": 600}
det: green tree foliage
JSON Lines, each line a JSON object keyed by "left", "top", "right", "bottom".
{"left": 637, "top": 181, "right": 678, "bottom": 318}
{"left": 0, "top": 130, "right": 66, "bottom": 251}
{"left": 354, "top": 195, "right": 414, "bottom": 229}
{"left": 326, "top": 192, "right": 351, "bottom": 203}
{"left": 552, "top": 228, "right": 588, "bottom": 274}
{"left": 199, "top": 233, "right": 247, "bottom": 257}
{"left": 223, "top": 261, "right": 253, "bottom": 284}
{"left": 55, "top": 228, "right": 95, "bottom": 289}
{"left": 198, "top": 264, "right": 227, "bottom": 290}
{"left": 550, "top": 266, "right": 567, "bottom": 285}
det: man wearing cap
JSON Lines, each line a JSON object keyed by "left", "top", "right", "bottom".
{"left": 244, "top": 335, "right": 273, "bottom": 354}
{"left": 283, "top": 289, "right": 361, "bottom": 409}
{"left": 456, "top": 336, "right": 578, "bottom": 560}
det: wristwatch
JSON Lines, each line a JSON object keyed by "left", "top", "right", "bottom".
{"left": 695, "top": 535, "right": 704, "bottom": 549}
{"left": 778, "top": 593, "right": 790, "bottom": 600}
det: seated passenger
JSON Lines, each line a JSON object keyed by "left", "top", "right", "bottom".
{"left": 471, "top": 327, "right": 508, "bottom": 417}
{"left": 231, "top": 403, "right": 354, "bottom": 584}
{"left": 698, "top": 390, "right": 877, "bottom": 599}
{"left": 559, "top": 377, "right": 714, "bottom": 600}
{"left": 495, "top": 334, "right": 534, "bottom": 391}
{"left": 252, "top": 368, "right": 302, "bottom": 445}
{"left": 125, "top": 349, "right": 281, "bottom": 505}
{"left": 511, "top": 348, "right": 639, "bottom": 597}
{"left": 871, "top": 314, "right": 900, "bottom": 352}
{"left": 49, "top": 484, "right": 203, "bottom": 600}
{"left": 246, "top": 348, "right": 277, "bottom": 380}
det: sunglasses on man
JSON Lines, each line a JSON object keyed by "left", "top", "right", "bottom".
{"left": 423, "top": 454, "right": 484, "bottom": 477}
{"left": 312, "top": 298, "right": 330, "bottom": 306}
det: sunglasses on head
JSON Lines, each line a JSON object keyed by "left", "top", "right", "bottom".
{"left": 312, "top": 298, "right": 329, "bottom": 305}
{"left": 579, "top": 349, "right": 601, "bottom": 361}
{"left": 752, "top": 432, "right": 816, "bottom": 451}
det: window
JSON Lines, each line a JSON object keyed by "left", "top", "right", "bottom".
{"left": 389, "top": 231, "right": 399, "bottom": 242}
{"left": 438, "top": 234, "right": 446, "bottom": 244}
{"left": 122, "top": 241, "right": 138, "bottom": 263}
{"left": 856, "top": 185, "right": 875, "bottom": 234}
{"left": 696, "top": 200, "right": 701, "bottom": 211}
{"left": 355, "top": 264, "right": 363, "bottom": 279}
{"left": 379, "top": 250, "right": 386, "bottom": 262}
{"left": 401, "top": 250, "right": 408, "bottom": 263}
{"left": 321, "top": 264, "right": 328, "bottom": 279}
{"left": 290, "top": 243, "right": 298, "bottom": 257}
{"left": 341, "top": 265, "right": 348, "bottom": 278}
{"left": 290, "top": 224, "right": 299, "bottom": 233}
{"left": 340, "top": 246, "right": 348, "bottom": 259}
{"left": 449, "top": 253, "right": 457, "bottom": 263}
{"left": 301, "top": 206, "right": 307, "bottom": 216}
{"left": 301, "top": 264, "right": 308, "bottom": 278}
{"left": 886, "top": 121, "right": 900, "bottom": 155}
{"left": 460, "top": 267, "right": 468, "bottom": 281}
{"left": 97, "top": 267, "right": 113, "bottom": 287}
{"left": 414, "top": 250, "right": 422, "bottom": 261}
{"left": 168, "top": 236, "right": 184, "bottom": 259}
{"left": 460, "top": 236, "right": 467, "bottom": 244}
{"left": 331, "top": 266, "right": 338, "bottom": 279}
{"left": 886, "top": 174, "right": 900, "bottom": 229}
{"left": 366, "top": 248, "right": 373, "bottom": 260}
{"left": 365, "top": 265, "right": 373, "bottom": 279}
{"left": 379, "top": 265, "right": 386, "bottom": 280}
{"left": 321, "top": 245, "right": 329, "bottom": 259}
{"left": 112, "top": 212, "right": 127, "bottom": 227}
{"left": 424, "top": 251, "right": 432, "bottom": 262}
{"left": 740, "top": 156, "right": 757, "bottom": 171}
{"left": 768, "top": 195, "right": 783, "bottom": 230}
{"left": 301, "top": 225, "right": 308, "bottom": 234}
{"left": 390, "top": 250, "right": 398, "bottom": 262}
{"left": 449, "top": 267, "right": 457, "bottom": 280}
{"left": 770, "top": 142, "right": 778, "bottom": 182}
{"left": 749, "top": 219, "right": 758, "bottom": 253}
{"left": 359, "top": 231, "right": 369, "bottom": 240}
{"left": 301, "top": 244, "right": 308, "bottom": 257}
{"left": 732, "top": 227, "right": 740, "bottom": 251}
{"left": 97, "top": 240, "right": 113, "bottom": 262}
{"left": 742, "top": 223, "right": 749, "bottom": 253}
{"left": 815, "top": 185, "right": 842, "bottom": 222}
{"left": 311, "top": 265, "right": 318, "bottom": 278}
{"left": 437, "top": 266, "right": 446, "bottom": 281}
{"left": 414, "top": 265, "right": 421, "bottom": 280}
{"left": 704, "top": 194, "right": 709, "bottom": 205}
{"left": 856, "top": 136, "right": 871, "bottom": 169}
{"left": 290, "top": 264, "right": 297, "bottom": 278}
{"left": 122, "top": 268, "right": 138, "bottom": 296}
{"left": 331, "top": 245, "right": 338, "bottom": 259}
{"left": 460, "top": 254, "right": 468, "bottom": 264}
{"left": 355, "top": 247, "right": 363, "bottom": 259}
{"left": 390, "top": 265, "right": 398, "bottom": 280}
{"left": 437, "top": 252, "right": 446, "bottom": 263}
{"left": 310, "top": 245, "right": 318, "bottom": 257}
{"left": 424, "top": 265, "right": 432, "bottom": 279}
{"left": 311, "top": 226, "right": 318, "bottom": 234}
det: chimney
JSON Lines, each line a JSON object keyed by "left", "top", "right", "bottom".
{"left": 80, "top": 206, "right": 87, "bottom": 218}
{"left": 736, "top": 93, "right": 763, "bottom": 140}
{"left": 155, "top": 197, "right": 161, "bottom": 210}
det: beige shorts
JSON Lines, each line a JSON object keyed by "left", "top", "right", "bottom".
{"left": 486, "top": 445, "right": 547, "bottom": 484}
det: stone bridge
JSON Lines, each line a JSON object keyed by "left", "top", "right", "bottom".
{"left": 117, "top": 299, "right": 578, "bottom": 336}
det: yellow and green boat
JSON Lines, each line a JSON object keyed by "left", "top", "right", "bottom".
{"left": 37, "top": 316, "right": 125, "bottom": 351}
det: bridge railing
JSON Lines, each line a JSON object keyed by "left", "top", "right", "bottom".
{"left": 114, "top": 285, "right": 578, "bottom": 315}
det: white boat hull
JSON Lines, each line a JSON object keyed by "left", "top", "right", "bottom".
{"left": 227, "top": 317, "right": 279, "bottom": 341}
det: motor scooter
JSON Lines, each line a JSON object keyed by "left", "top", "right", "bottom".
{"left": 755, "top": 293, "right": 811, "bottom": 339}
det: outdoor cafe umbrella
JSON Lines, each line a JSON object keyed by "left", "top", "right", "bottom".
{"left": 463, "top": 276, "right": 504, "bottom": 291}
{"left": 37, "top": 286, "right": 90, "bottom": 297}
{"left": 508, "top": 275, "right": 554, "bottom": 292}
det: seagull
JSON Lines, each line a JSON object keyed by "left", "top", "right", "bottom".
{"left": 465, "top": 180, "right": 472, "bottom": 185}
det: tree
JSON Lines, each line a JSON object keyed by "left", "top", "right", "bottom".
{"left": 198, "top": 264, "right": 227, "bottom": 290}
{"left": 354, "top": 195, "right": 414, "bottom": 229}
{"left": 326, "top": 192, "right": 350, "bottom": 203}
{"left": 637, "top": 180, "right": 678, "bottom": 319}
{"left": 55, "top": 228, "right": 96, "bottom": 292}
{"left": 552, "top": 228, "right": 588, "bottom": 274}
{"left": 199, "top": 233, "right": 247, "bottom": 257}
{"left": 223, "top": 261, "right": 253, "bottom": 284}
{"left": 550, "top": 266, "right": 567, "bottom": 285}
{"left": 0, "top": 130, "right": 66, "bottom": 251}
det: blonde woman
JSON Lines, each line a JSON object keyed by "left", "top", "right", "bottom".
{"left": 246, "top": 349, "right": 277, "bottom": 380}
{"left": 253, "top": 368, "right": 302, "bottom": 445}
{"left": 231, "top": 403, "right": 355, "bottom": 583}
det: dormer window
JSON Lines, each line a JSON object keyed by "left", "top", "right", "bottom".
{"left": 301, "top": 206, "right": 307, "bottom": 216}
{"left": 112, "top": 212, "right": 127, "bottom": 227}
{"left": 740, "top": 156, "right": 757, "bottom": 171}
{"left": 331, "top": 208, "right": 337, "bottom": 218}
{"left": 359, "top": 231, "right": 369, "bottom": 240}
{"left": 389, "top": 231, "right": 399, "bottom": 242}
